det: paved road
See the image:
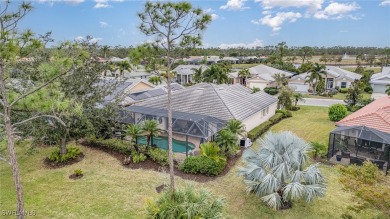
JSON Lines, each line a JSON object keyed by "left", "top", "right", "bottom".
{"left": 298, "top": 98, "right": 345, "bottom": 107}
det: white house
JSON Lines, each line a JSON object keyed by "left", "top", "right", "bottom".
{"left": 125, "top": 83, "right": 278, "bottom": 148}
{"left": 370, "top": 67, "right": 390, "bottom": 94}
{"left": 289, "top": 66, "right": 362, "bottom": 93}
{"left": 245, "top": 64, "right": 294, "bottom": 90}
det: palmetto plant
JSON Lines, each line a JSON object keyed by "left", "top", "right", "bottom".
{"left": 146, "top": 186, "right": 225, "bottom": 218}
{"left": 141, "top": 119, "right": 161, "bottom": 146}
{"left": 216, "top": 129, "right": 238, "bottom": 155}
{"left": 226, "top": 119, "right": 245, "bottom": 137}
{"left": 238, "top": 131, "right": 326, "bottom": 210}
{"left": 200, "top": 142, "right": 226, "bottom": 162}
{"left": 126, "top": 124, "right": 142, "bottom": 144}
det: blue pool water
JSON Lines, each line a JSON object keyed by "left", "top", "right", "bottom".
{"left": 137, "top": 136, "right": 195, "bottom": 153}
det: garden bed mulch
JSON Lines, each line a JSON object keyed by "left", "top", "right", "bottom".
{"left": 43, "top": 153, "right": 85, "bottom": 169}
{"left": 80, "top": 141, "right": 243, "bottom": 183}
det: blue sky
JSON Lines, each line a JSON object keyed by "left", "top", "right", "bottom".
{"left": 18, "top": 0, "right": 390, "bottom": 48}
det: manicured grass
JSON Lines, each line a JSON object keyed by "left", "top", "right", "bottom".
{"left": 341, "top": 67, "right": 382, "bottom": 73}
{"left": 303, "top": 92, "right": 371, "bottom": 100}
{"left": 1, "top": 107, "right": 387, "bottom": 218}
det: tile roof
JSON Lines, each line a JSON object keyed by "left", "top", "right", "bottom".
{"left": 370, "top": 67, "right": 390, "bottom": 84}
{"left": 128, "top": 83, "right": 277, "bottom": 121}
{"left": 173, "top": 65, "right": 208, "bottom": 75}
{"left": 325, "top": 66, "right": 362, "bottom": 80}
{"left": 248, "top": 64, "right": 293, "bottom": 82}
{"left": 336, "top": 96, "right": 390, "bottom": 133}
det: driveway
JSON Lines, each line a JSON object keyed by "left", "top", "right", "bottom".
{"left": 298, "top": 98, "right": 345, "bottom": 107}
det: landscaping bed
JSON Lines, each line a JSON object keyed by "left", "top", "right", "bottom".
{"left": 44, "top": 153, "right": 85, "bottom": 169}
{"left": 80, "top": 139, "right": 243, "bottom": 183}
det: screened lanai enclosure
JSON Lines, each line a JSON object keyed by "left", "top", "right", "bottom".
{"left": 117, "top": 106, "right": 228, "bottom": 155}
{"left": 328, "top": 125, "right": 390, "bottom": 173}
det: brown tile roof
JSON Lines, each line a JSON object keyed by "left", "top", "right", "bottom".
{"left": 336, "top": 96, "right": 390, "bottom": 133}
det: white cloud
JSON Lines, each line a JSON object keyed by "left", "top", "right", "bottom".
{"left": 99, "top": 21, "right": 109, "bottom": 27}
{"left": 252, "top": 12, "right": 302, "bottom": 32}
{"left": 37, "top": 0, "right": 84, "bottom": 5}
{"left": 75, "top": 36, "right": 102, "bottom": 43}
{"left": 218, "top": 39, "right": 263, "bottom": 49}
{"left": 94, "top": 0, "right": 111, "bottom": 8}
{"left": 220, "top": 0, "right": 249, "bottom": 11}
{"left": 380, "top": 0, "right": 390, "bottom": 6}
{"left": 204, "top": 8, "right": 219, "bottom": 20}
{"left": 262, "top": 10, "right": 272, "bottom": 15}
{"left": 255, "top": 0, "right": 324, "bottom": 12}
{"left": 211, "top": 14, "right": 219, "bottom": 20}
{"left": 314, "top": 2, "right": 360, "bottom": 20}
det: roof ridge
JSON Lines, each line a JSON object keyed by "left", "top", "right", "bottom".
{"left": 211, "top": 84, "right": 236, "bottom": 119}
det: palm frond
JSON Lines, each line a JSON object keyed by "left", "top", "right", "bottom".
{"left": 261, "top": 193, "right": 282, "bottom": 210}
{"left": 283, "top": 182, "right": 305, "bottom": 201}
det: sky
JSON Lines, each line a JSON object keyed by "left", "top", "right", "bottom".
{"left": 16, "top": 0, "right": 390, "bottom": 48}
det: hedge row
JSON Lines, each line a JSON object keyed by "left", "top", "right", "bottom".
{"left": 247, "top": 112, "right": 290, "bottom": 141}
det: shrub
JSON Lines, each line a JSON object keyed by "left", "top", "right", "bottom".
{"left": 269, "top": 113, "right": 284, "bottom": 124}
{"left": 74, "top": 169, "right": 83, "bottom": 176}
{"left": 146, "top": 186, "right": 225, "bottom": 218}
{"left": 180, "top": 156, "right": 227, "bottom": 176}
{"left": 276, "top": 109, "right": 292, "bottom": 118}
{"left": 200, "top": 142, "right": 226, "bottom": 162}
{"left": 364, "top": 85, "right": 373, "bottom": 94}
{"left": 264, "top": 87, "right": 278, "bottom": 95}
{"left": 84, "top": 137, "right": 134, "bottom": 155}
{"left": 335, "top": 86, "right": 340, "bottom": 91}
{"left": 131, "top": 151, "right": 147, "bottom": 164}
{"left": 48, "top": 147, "right": 82, "bottom": 163}
{"left": 247, "top": 121, "right": 272, "bottom": 140}
{"left": 328, "top": 104, "right": 348, "bottom": 121}
{"left": 310, "top": 141, "right": 327, "bottom": 159}
{"left": 340, "top": 88, "right": 348, "bottom": 93}
{"left": 148, "top": 148, "right": 168, "bottom": 166}
{"left": 289, "top": 106, "right": 300, "bottom": 111}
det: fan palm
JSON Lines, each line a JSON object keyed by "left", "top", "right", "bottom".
{"left": 191, "top": 66, "right": 203, "bottom": 83}
{"left": 305, "top": 63, "right": 326, "bottom": 93}
{"left": 141, "top": 119, "right": 161, "bottom": 146}
{"left": 200, "top": 142, "right": 226, "bottom": 162}
{"left": 225, "top": 119, "right": 245, "bottom": 137}
{"left": 238, "top": 68, "right": 250, "bottom": 86}
{"left": 216, "top": 129, "right": 238, "bottom": 155}
{"left": 126, "top": 124, "right": 142, "bottom": 144}
{"left": 238, "top": 131, "right": 326, "bottom": 210}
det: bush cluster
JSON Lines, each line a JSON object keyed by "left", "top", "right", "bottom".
{"left": 264, "top": 87, "right": 278, "bottom": 95}
{"left": 48, "top": 147, "right": 82, "bottom": 163}
{"left": 339, "top": 161, "right": 390, "bottom": 214}
{"left": 276, "top": 109, "right": 292, "bottom": 118}
{"left": 328, "top": 104, "right": 348, "bottom": 121}
{"left": 131, "top": 151, "right": 147, "bottom": 164}
{"left": 180, "top": 156, "right": 226, "bottom": 176}
{"left": 248, "top": 112, "right": 288, "bottom": 140}
{"left": 340, "top": 88, "right": 348, "bottom": 93}
{"left": 148, "top": 148, "right": 169, "bottom": 166}
{"left": 84, "top": 137, "right": 134, "bottom": 154}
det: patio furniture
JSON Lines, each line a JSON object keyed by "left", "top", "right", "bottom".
{"left": 350, "top": 155, "right": 365, "bottom": 166}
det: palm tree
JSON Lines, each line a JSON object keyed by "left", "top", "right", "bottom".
{"left": 126, "top": 124, "right": 142, "bottom": 145}
{"left": 252, "top": 87, "right": 260, "bottom": 93}
{"left": 305, "top": 63, "right": 326, "bottom": 93}
{"left": 102, "top": 45, "right": 110, "bottom": 58}
{"left": 148, "top": 75, "right": 162, "bottom": 85}
{"left": 225, "top": 119, "right": 245, "bottom": 137}
{"left": 142, "top": 119, "right": 161, "bottom": 146}
{"left": 117, "top": 61, "right": 132, "bottom": 81}
{"left": 238, "top": 68, "right": 250, "bottom": 86}
{"left": 238, "top": 131, "right": 326, "bottom": 210}
{"left": 216, "top": 129, "right": 238, "bottom": 155}
{"left": 191, "top": 66, "right": 203, "bottom": 83}
{"left": 274, "top": 73, "right": 288, "bottom": 89}
{"left": 292, "top": 92, "right": 305, "bottom": 107}
{"left": 203, "top": 64, "right": 229, "bottom": 84}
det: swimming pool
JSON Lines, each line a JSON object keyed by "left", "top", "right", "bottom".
{"left": 137, "top": 136, "right": 195, "bottom": 153}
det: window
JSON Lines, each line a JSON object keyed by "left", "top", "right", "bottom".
{"left": 341, "top": 82, "right": 347, "bottom": 88}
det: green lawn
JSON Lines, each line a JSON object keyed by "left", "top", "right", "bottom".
{"left": 341, "top": 67, "right": 382, "bottom": 73}
{"left": 303, "top": 92, "right": 371, "bottom": 100}
{"left": 0, "top": 106, "right": 388, "bottom": 218}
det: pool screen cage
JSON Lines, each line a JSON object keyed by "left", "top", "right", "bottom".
{"left": 328, "top": 125, "right": 390, "bottom": 172}
{"left": 117, "top": 105, "right": 228, "bottom": 141}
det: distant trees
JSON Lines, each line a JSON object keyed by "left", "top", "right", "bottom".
{"left": 298, "top": 46, "right": 314, "bottom": 64}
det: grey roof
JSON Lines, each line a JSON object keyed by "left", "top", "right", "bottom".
{"left": 104, "top": 81, "right": 134, "bottom": 102}
{"left": 164, "top": 83, "right": 185, "bottom": 91}
{"left": 127, "top": 83, "right": 277, "bottom": 121}
{"left": 325, "top": 66, "right": 362, "bottom": 80}
{"left": 248, "top": 64, "right": 294, "bottom": 82}
{"left": 370, "top": 67, "right": 390, "bottom": 84}
{"left": 173, "top": 65, "right": 208, "bottom": 75}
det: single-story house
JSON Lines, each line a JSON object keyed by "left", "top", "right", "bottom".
{"left": 102, "top": 79, "right": 155, "bottom": 105}
{"left": 181, "top": 56, "right": 204, "bottom": 65}
{"left": 123, "top": 83, "right": 278, "bottom": 151}
{"left": 328, "top": 96, "right": 390, "bottom": 172}
{"left": 221, "top": 57, "right": 240, "bottom": 64}
{"left": 289, "top": 66, "right": 362, "bottom": 93}
{"left": 245, "top": 64, "right": 294, "bottom": 90}
{"left": 173, "top": 65, "right": 208, "bottom": 85}
{"left": 370, "top": 67, "right": 390, "bottom": 94}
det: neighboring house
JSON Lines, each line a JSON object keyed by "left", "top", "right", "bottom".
{"left": 228, "top": 71, "right": 240, "bottom": 84}
{"left": 289, "top": 66, "right": 362, "bottom": 93}
{"left": 124, "top": 83, "right": 278, "bottom": 149}
{"left": 245, "top": 64, "right": 294, "bottom": 90}
{"left": 222, "top": 57, "right": 240, "bottom": 64}
{"left": 206, "top": 56, "right": 221, "bottom": 65}
{"left": 370, "top": 67, "right": 390, "bottom": 94}
{"left": 328, "top": 96, "right": 390, "bottom": 171}
{"left": 173, "top": 65, "right": 208, "bottom": 85}
{"left": 182, "top": 56, "right": 204, "bottom": 65}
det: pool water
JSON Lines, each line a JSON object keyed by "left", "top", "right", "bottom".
{"left": 137, "top": 136, "right": 195, "bottom": 153}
